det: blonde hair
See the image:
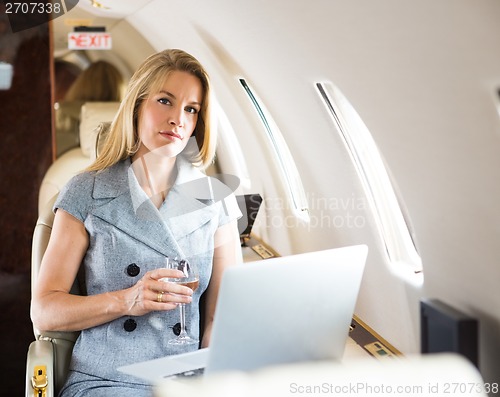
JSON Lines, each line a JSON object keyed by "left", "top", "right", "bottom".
{"left": 87, "top": 49, "right": 215, "bottom": 171}
{"left": 65, "top": 60, "right": 124, "bottom": 102}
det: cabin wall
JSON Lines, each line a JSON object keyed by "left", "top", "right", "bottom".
{"left": 84, "top": 19, "right": 155, "bottom": 78}
{"left": 0, "top": 21, "right": 53, "bottom": 274}
{"left": 10, "top": 0, "right": 482, "bottom": 386}
{"left": 127, "top": 0, "right": 500, "bottom": 384}
{"left": 7, "top": 0, "right": 498, "bottom": 391}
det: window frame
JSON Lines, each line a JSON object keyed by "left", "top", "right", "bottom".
{"left": 316, "top": 81, "right": 422, "bottom": 271}
{"left": 239, "top": 78, "right": 310, "bottom": 221}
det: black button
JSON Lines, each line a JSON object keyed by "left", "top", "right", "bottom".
{"left": 124, "top": 319, "right": 137, "bottom": 332}
{"left": 126, "top": 263, "right": 140, "bottom": 277}
{"left": 173, "top": 323, "right": 181, "bottom": 336}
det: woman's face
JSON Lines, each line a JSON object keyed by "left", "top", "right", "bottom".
{"left": 135, "top": 70, "right": 203, "bottom": 159}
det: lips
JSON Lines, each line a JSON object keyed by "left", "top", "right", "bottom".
{"left": 160, "top": 130, "right": 182, "bottom": 140}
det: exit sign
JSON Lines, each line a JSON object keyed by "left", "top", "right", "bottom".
{"left": 68, "top": 32, "right": 112, "bottom": 50}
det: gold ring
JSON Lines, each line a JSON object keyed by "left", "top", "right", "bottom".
{"left": 157, "top": 291, "right": 164, "bottom": 303}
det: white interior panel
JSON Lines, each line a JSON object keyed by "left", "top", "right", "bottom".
{"left": 58, "top": 0, "right": 500, "bottom": 383}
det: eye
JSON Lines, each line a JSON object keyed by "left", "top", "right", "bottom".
{"left": 185, "top": 106, "right": 199, "bottom": 114}
{"left": 157, "top": 98, "right": 172, "bottom": 105}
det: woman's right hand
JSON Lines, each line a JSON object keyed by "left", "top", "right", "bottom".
{"left": 121, "top": 268, "right": 193, "bottom": 316}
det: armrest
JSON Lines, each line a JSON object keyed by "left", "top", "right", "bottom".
{"left": 25, "top": 339, "right": 54, "bottom": 397}
{"left": 26, "top": 333, "right": 77, "bottom": 397}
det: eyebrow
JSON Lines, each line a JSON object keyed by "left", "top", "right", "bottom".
{"left": 159, "top": 90, "right": 201, "bottom": 106}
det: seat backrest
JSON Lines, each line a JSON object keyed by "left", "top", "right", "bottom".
{"left": 38, "top": 101, "right": 119, "bottom": 214}
{"left": 31, "top": 194, "right": 81, "bottom": 392}
{"left": 31, "top": 102, "right": 118, "bottom": 392}
{"left": 79, "top": 101, "right": 119, "bottom": 162}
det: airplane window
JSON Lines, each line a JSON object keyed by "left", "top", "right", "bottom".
{"left": 239, "top": 79, "right": 310, "bottom": 221}
{"left": 213, "top": 99, "right": 251, "bottom": 190}
{"left": 316, "top": 82, "right": 422, "bottom": 272}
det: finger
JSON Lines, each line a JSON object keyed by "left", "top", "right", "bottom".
{"left": 152, "top": 298, "right": 178, "bottom": 311}
{"left": 151, "top": 289, "right": 191, "bottom": 305}
{"left": 150, "top": 268, "right": 185, "bottom": 280}
{"left": 157, "top": 280, "right": 194, "bottom": 296}
{"left": 145, "top": 278, "right": 193, "bottom": 296}
{"left": 141, "top": 272, "right": 192, "bottom": 296}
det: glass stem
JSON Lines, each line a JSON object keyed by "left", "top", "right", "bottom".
{"left": 179, "top": 303, "right": 188, "bottom": 337}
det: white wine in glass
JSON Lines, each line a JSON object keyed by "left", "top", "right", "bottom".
{"left": 164, "top": 258, "right": 199, "bottom": 346}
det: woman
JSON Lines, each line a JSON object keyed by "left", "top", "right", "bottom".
{"left": 31, "top": 49, "right": 242, "bottom": 396}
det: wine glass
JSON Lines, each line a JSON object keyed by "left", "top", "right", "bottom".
{"left": 164, "top": 258, "right": 199, "bottom": 346}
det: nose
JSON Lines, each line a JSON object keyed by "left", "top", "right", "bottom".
{"left": 168, "top": 107, "right": 184, "bottom": 127}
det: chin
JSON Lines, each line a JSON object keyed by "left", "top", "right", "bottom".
{"left": 151, "top": 143, "right": 187, "bottom": 159}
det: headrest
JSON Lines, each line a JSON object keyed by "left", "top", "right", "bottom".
{"left": 94, "top": 122, "right": 111, "bottom": 160}
{"left": 79, "top": 102, "right": 120, "bottom": 158}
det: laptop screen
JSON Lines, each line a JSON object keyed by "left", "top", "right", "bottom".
{"left": 236, "top": 194, "right": 263, "bottom": 240}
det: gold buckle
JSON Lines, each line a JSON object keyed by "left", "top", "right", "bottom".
{"left": 31, "top": 365, "right": 48, "bottom": 397}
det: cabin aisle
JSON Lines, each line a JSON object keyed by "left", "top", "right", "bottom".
{"left": 0, "top": 272, "right": 34, "bottom": 397}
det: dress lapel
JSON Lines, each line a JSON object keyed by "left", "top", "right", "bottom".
{"left": 160, "top": 157, "right": 241, "bottom": 238}
{"left": 88, "top": 156, "right": 235, "bottom": 259}
{"left": 160, "top": 156, "right": 217, "bottom": 239}
{"left": 90, "top": 159, "right": 184, "bottom": 259}
{"left": 161, "top": 179, "right": 218, "bottom": 239}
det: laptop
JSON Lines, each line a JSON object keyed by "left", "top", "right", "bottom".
{"left": 118, "top": 244, "right": 368, "bottom": 382}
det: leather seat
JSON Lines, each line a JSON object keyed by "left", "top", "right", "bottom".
{"left": 38, "top": 101, "right": 119, "bottom": 214}
{"left": 26, "top": 102, "right": 118, "bottom": 397}
{"left": 26, "top": 194, "right": 79, "bottom": 397}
